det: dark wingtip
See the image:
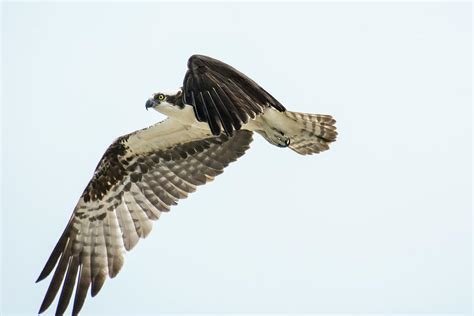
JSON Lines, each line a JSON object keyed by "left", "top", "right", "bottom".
{"left": 36, "top": 268, "right": 51, "bottom": 283}
{"left": 91, "top": 273, "right": 106, "bottom": 297}
{"left": 37, "top": 222, "right": 72, "bottom": 284}
{"left": 38, "top": 300, "right": 49, "bottom": 314}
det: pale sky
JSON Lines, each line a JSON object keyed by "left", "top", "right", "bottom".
{"left": 2, "top": 2, "right": 472, "bottom": 315}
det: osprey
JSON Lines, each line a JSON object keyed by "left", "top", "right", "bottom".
{"left": 37, "top": 55, "right": 337, "bottom": 315}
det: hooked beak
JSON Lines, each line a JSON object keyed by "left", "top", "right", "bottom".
{"left": 145, "top": 98, "right": 158, "bottom": 110}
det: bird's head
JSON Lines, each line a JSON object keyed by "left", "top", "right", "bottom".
{"left": 145, "top": 89, "right": 184, "bottom": 112}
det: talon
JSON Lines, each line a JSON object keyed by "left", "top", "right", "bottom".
{"left": 259, "top": 128, "right": 290, "bottom": 148}
{"left": 275, "top": 136, "right": 290, "bottom": 148}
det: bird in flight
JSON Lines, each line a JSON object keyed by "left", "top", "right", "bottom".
{"left": 37, "top": 55, "right": 337, "bottom": 315}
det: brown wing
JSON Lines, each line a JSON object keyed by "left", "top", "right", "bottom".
{"left": 36, "top": 119, "right": 253, "bottom": 315}
{"left": 183, "top": 54, "right": 286, "bottom": 136}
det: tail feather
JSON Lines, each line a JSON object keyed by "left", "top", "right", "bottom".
{"left": 283, "top": 111, "right": 337, "bottom": 155}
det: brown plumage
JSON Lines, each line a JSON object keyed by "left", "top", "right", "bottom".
{"left": 38, "top": 54, "right": 337, "bottom": 315}
{"left": 37, "top": 120, "right": 253, "bottom": 315}
{"left": 183, "top": 55, "right": 286, "bottom": 136}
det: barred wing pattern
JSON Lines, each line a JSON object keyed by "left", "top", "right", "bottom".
{"left": 183, "top": 55, "right": 286, "bottom": 136}
{"left": 36, "top": 120, "right": 253, "bottom": 315}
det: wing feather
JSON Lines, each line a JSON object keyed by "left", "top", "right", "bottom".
{"left": 205, "top": 90, "right": 234, "bottom": 135}
{"left": 155, "top": 169, "right": 191, "bottom": 198}
{"left": 211, "top": 87, "right": 242, "bottom": 131}
{"left": 198, "top": 91, "right": 221, "bottom": 135}
{"left": 36, "top": 220, "right": 73, "bottom": 283}
{"left": 217, "top": 84, "right": 249, "bottom": 123}
{"left": 56, "top": 255, "right": 79, "bottom": 315}
{"left": 124, "top": 191, "right": 146, "bottom": 238}
{"left": 90, "top": 222, "right": 108, "bottom": 297}
{"left": 89, "top": 221, "right": 100, "bottom": 279}
{"left": 37, "top": 119, "right": 253, "bottom": 314}
{"left": 158, "top": 164, "right": 198, "bottom": 192}
{"left": 73, "top": 255, "right": 91, "bottom": 315}
{"left": 115, "top": 199, "right": 140, "bottom": 251}
{"left": 38, "top": 236, "right": 73, "bottom": 313}
{"left": 91, "top": 270, "right": 107, "bottom": 298}
{"left": 134, "top": 187, "right": 163, "bottom": 220}
{"left": 104, "top": 211, "right": 125, "bottom": 278}
{"left": 128, "top": 186, "right": 154, "bottom": 237}
{"left": 183, "top": 54, "right": 286, "bottom": 135}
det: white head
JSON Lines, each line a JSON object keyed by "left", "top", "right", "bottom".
{"left": 145, "top": 89, "right": 184, "bottom": 111}
{"left": 145, "top": 88, "right": 190, "bottom": 119}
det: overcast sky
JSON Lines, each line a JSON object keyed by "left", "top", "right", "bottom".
{"left": 2, "top": 2, "right": 472, "bottom": 315}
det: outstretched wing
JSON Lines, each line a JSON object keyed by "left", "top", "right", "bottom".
{"left": 183, "top": 54, "right": 286, "bottom": 136}
{"left": 36, "top": 119, "right": 253, "bottom": 315}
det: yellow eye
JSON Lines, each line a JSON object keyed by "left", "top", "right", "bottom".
{"left": 157, "top": 94, "right": 165, "bottom": 101}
